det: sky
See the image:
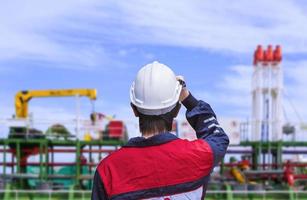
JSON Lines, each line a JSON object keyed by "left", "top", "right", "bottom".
{"left": 1, "top": 0, "right": 307, "bottom": 138}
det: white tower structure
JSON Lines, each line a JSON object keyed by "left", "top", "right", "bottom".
{"left": 251, "top": 45, "right": 283, "bottom": 141}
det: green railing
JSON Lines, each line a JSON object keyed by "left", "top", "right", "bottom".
{"left": 1, "top": 190, "right": 307, "bottom": 200}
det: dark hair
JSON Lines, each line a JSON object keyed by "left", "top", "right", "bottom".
{"left": 138, "top": 103, "right": 181, "bottom": 134}
{"left": 139, "top": 115, "right": 171, "bottom": 134}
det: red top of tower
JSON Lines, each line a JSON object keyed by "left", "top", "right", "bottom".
{"left": 253, "top": 45, "right": 263, "bottom": 65}
{"left": 273, "top": 45, "right": 282, "bottom": 62}
{"left": 253, "top": 45, "right": 282, "bottom": 65}
{"left": 264, "top": 45, "right": 274, "bottom": 62}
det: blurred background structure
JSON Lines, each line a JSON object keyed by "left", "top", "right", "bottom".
{"left": 1, "top": 1, "right": 307, "bottom": 199}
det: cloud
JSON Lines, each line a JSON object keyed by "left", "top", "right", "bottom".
{"left": 1, "top": 0, "right": 307, "bottom": 138}
{"left": 117, "top": 48, "right": 155, "bottom": 61}
{"left": 2, "top": 0, "right": 307, "bottom": 71}
{"left": 283, "top": 60, "right": 307, "bottom": 122}
{"left": 195, "top": 65, "right": 252, "bottom": 118}
{"left": 0, "top": 1, "right": 127, "bottom": 70}
{"left": 194, "top": 60, "right": 307, "bottom": 123}
{"left": 109, "top": 0, "right": 307, "bottom": 53}
{"left": 218, "top": 65, "right": 252, "bottom": 93}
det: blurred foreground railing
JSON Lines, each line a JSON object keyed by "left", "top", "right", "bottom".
{"left": 0, "top": 190, "right": 307, "bottom": 200}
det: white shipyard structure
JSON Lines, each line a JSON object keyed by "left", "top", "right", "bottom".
{"left": 251, "top": 45, "right": 283, "bottom": 142}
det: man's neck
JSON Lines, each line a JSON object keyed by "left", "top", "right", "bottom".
{"left": 142, "top": 130, "right": 167, "bottom": 138}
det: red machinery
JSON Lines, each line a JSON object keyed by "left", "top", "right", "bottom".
{"left": 90, "top": 112, "right": 128, "bottom": 142}
{"left": 105, "top": 120, "right": 128, "bottom": 141}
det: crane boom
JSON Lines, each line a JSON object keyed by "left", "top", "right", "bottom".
{"left": 15, "top": 89, "right": 97, "bottom": 119}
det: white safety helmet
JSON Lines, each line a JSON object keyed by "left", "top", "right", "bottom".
{"left": 130, "top": 61, "right": 182, "bottom": 115}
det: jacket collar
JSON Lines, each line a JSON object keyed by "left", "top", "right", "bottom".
{"left": 124, "top": 132, "right": 178, "bottom": 147}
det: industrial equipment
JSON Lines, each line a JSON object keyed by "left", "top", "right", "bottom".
{"left": 15, "top": 88, "right": 97, "bottom": 119}
{"left": 103, "top": 120, "right": 128, "bottom": 141}
{"left": 252, "top": 45, "right": 283, "bottom": 141}
{"left": 0, "top": 88, "right": 128, "bottom": 199}
{"left": 11, "top": 88, "right": 128, "bottom": 142}
{"left": 1, "top": 47, "right": 307, "bottom": 199}
{"left": 10, "top": 88, "right": 97, "bottom": 141}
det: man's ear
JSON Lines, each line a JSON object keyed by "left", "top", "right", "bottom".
{"left": 130, "top": 103, "right": 139, "bottom": 117}
{"left": 172, "top": 103, "right": 181, "bottom": 118}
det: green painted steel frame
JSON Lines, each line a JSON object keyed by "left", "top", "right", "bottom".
{"left": 0, "top": 138, "right": 124, "bottom": 189}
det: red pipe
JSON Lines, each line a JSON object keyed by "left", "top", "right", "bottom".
{"left": 294, "top": 174, "right": 307, "bottom": 179}
{"left": 223, "top": 163, "right": 307, "bottom": 167}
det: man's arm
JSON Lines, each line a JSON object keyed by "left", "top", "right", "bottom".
{"left": 182, "top": 93, "right": 229, "bottom": 166}
{"left": 91, "top": 171, "right": 108, "bottom": 200}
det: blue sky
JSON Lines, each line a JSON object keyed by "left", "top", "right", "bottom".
{"left": 1, "top": 0, "right": 307, "bottom": 137}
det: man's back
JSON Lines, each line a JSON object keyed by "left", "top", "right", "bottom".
{"left": 96, "top": 134, "right": 213, "bottom": 199}
{"left": 92, "top": 93, "right": 229, "bottom": 199}
{"left": 92, "top": 62, "right": 229, "bottom": 199}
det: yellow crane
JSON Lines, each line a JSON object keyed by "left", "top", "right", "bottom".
{"left": 15, "top": 89, "right": 97, "bottom": 119}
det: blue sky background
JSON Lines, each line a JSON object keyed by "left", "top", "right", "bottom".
{"left": 1, "top": 0, "right": 307, "bottom": 138}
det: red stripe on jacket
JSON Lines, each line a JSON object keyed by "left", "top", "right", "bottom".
{"left": 97, "top": 138, "right": 214, "bottom": 197}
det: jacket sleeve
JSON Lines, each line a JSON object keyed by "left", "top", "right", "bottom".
{"left": 182, "top": 93, "right": 229, "bottom": 166}
{"left": 91, "top": 170, "right": 108, "bottom": 200}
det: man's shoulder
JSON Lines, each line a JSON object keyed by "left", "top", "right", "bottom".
{"left": 96, "top": 147, "right": 126, "bottom": 168}
{"left": 97, "top": 138, "right": 213, "bottom": 169}
{"left": 95, "top": 138, "right": 214, "bottom": 198}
